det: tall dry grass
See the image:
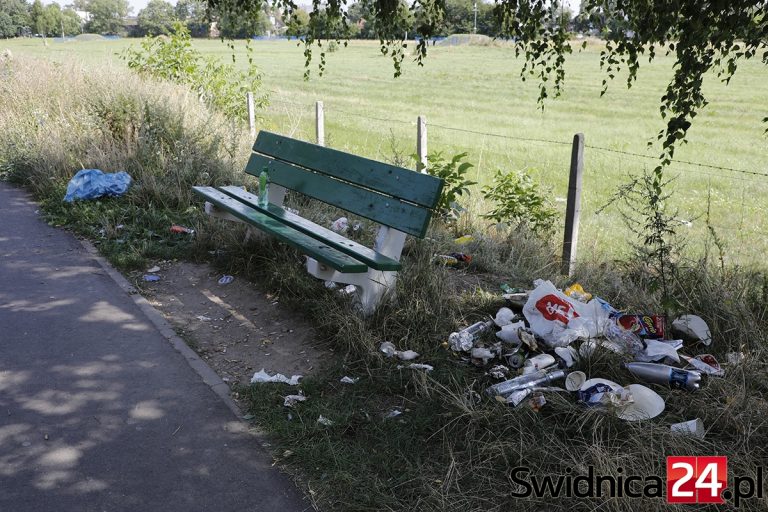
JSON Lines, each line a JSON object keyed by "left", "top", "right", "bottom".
{"left": 0, "top": 58, "right": 248, "bottom": 205}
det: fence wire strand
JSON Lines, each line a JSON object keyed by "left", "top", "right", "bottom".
{"left": 258, "top": 97, "right": 767, "bottom": 183}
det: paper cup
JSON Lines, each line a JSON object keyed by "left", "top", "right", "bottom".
{"left": 671, "top": 418, "right": 705, "bottom": 438}
{"left": 565, "top": 371, "right": 587, "bottom": 391}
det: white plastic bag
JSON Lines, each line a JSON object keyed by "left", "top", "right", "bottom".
{"left": 522, "top": 280, "right": 609, "bottom": 347}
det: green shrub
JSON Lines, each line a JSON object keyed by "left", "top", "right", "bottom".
{"left": 481, "top": 168, "right": 557, "bottom": 235}
{"left": 424, "top": 151, "right": 476, "bottom": 221}
{"left": 121, "top": 23, "right": 268, "bottom": 121}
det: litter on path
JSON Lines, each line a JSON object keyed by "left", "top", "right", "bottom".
{"left": 283, "top": 394, "right": 307, "bottom": 408}
{"left": 251, "top": 369, "right": 302, "bottom": 386}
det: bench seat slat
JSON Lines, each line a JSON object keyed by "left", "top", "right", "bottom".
{"left": 253, "top": 131, "right": 444, "bottom": 209}
{"left": 245, "top": 154, "right": 433, "bottom": 238}
{"left": 193, "top": 186, "right": 368, "bottom": 274}
{"left": 219, "top": 186, "right": 402, "bottom": 272}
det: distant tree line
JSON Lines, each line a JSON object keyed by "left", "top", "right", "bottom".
{"left": 1, "top": 0, "right": 578, "bottom": 40}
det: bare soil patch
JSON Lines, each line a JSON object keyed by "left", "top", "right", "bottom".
{"left": 137, "top": 261, "right": 326, "bottom": 386}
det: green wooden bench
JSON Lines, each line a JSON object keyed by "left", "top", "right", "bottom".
{"left": 193, "top": 131, "right": 444, "bottom": 314}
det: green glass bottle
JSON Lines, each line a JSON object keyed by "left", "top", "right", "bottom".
{"left": 259, "top": 167, "right": 269, "bottom": 207}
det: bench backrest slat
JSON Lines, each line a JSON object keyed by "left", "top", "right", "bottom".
{"left": 250, "top": 131, "right": 443, "bottom": 209}
{"left": 246, "top": 154, "right": 433, "bottom": 238}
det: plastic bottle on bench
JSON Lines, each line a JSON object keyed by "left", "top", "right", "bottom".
{"left": 259, "top": 168, "right": 269, "bottom": 207}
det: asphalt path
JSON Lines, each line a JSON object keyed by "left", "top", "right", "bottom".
{"left": 0, "top": 182, "right": 309, "bottom": 512}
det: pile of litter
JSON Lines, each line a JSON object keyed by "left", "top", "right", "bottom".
{"left": 445, "top": 279, "right": 735, "bottom": 431}
{"left": 248, "top": 279, "right": 735, "bottom": 435}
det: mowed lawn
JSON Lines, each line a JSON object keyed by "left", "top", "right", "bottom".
{"left": 4, "top": 37, "right": 767, "bottom": 264}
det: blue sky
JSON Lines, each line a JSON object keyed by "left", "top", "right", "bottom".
{"left": 41, "top": 0, "right": 156, "bottom": 14}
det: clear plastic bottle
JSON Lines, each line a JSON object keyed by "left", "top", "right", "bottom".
{"left": 259, "top": 168, "right": 269, "bottom": 207}
{"left": 485, "top": 369, "right": 566, "bottom": 397}
{"left": 448, "top": 320, "right": 494, "bottom": 351}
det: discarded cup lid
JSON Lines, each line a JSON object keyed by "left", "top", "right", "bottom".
{"left": 146, "top": 266, "right": 160, "bottom": 273}
{"left": 143, "top": 275, "right": 160, "bottom": 282}
{"left": 218, "top": 275, "right": 234, "bottom": 285}
{"left": 565, "top": 371, "right": 586, "bottom": 391}
{"left": 615, "top": 384, "right": 665, "bottom": 421}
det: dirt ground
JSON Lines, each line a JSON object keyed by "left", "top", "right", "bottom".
{"left": 136, "top": 261, "right": 326, "bottom": 387}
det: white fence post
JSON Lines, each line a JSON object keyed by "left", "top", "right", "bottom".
{"left": 562, "top": 133, "right": 585, "bottom": 276}
{"left": 316, "top": 101, "right": 325, "bottom": 146}
{"left": 417, "top": 115, "right": 427, "bottom": 173}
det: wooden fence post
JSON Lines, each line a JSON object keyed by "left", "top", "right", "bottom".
{"left": 316, "top": 101, "right": 325, "bottom": 146}
{"left": 417, "top": 115, "right": 427, "bottom": 173}
{"left": 246, "top": 92, "right": 256, "bottom": 139}
{"left": 562, "top": 133, "right": 584, "bottom": 276}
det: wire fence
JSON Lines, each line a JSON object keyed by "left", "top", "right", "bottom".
{"left": 257, "top": 95, "right": 768, "bottom": 264}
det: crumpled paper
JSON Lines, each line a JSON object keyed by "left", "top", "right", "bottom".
{"left": 251, "top": 369, "right": 302, "bottom": 386}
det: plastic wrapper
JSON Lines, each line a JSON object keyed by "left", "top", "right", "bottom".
{"left": 495, "top": 321, "right": 525, "bottom": 345}
{"left": 682, "top": 354, "right": 724, "bottom": 377}
{"left": 63, "top": 169, "right": 132, "bottom": 202}
{"left": 635, "top": 339, "right": 682, "bottom": 363}
{"left": 564, "top": 283, "right": 592, "bottom": 302}
{"left": 330, "top": 217, "right": 349, "bottom": 232}
{"left": 616, "top": 314, "right": 666, "bottom": 339}
{"left": 251, "top": 369, "right": 302, "bottom": 386}
{"left": 470, "top": 347, "right": 495, "bottom": 364}
{"left": 283, "top": 394, "right": 307, "bottom": 407}
{"left": 493, "top": 307, "right": 517, "bottom": 327}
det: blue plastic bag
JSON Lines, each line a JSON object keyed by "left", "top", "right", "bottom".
{"left": 63, "top": 169, "right": 132, "bottom": 202}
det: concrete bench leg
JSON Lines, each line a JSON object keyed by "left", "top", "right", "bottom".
{"left": 305, "top": 258, "right": 398, "bottom": 315}
{"left": 305, "top": 226, "right": 406, "bottom": 315}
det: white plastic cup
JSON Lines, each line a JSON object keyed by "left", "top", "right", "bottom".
{"left": 670, "top": 418, "right": 705, "bottom": 438}
{"left": 565, "top": 371, "right": 587, "bottom": 391}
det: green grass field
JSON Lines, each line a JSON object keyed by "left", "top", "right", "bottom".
{"left": 4, "top": 37, "right": 767, "bottom": 264}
